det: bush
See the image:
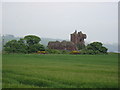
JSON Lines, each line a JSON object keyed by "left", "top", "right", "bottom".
{"left": 27, "top": 44, "right": 45, "bottom": 53}
{"left": 46, "top": 49, "right": 62, "bottom": 54}
{"left": 86, "top": 50, "right": 95, "bottom": 55}
{"left": 37, "top": 51, "right": 47, "bottom": 54}
{"left": 61, "top": 50, "right": 69, "bottom": 54}
{"left": 80, "top": 49, "right": 87, "bottom": 54}
{"left": 70, "top": 51, "right": 80, "bottom": 54}
{"left": 46, "top": 49, "right": 70, "bottom": 54}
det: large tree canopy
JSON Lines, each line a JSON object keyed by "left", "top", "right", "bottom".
{"left": 4, "top": 35, "right": 45, "bottom": 53}
{"left": 4, "top": 39, "right": 27, "bottom": 53}
{"left": 85, "top": 42, "right": 108, "bottom": 54}
{"left": 24, "top": 35, "right": 41, "bottom": 46}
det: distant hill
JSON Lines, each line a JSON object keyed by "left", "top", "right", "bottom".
{"left": 0, "top": 34, "right": 118, "bottom": 52}
{"left": 2, "top": 34, "right": 20, "bottom": 45}
{"left": 104, "top": 43, "right": 118, "bottom": 52}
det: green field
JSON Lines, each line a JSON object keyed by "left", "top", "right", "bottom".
{"left": 2, "top": 54, "right": 118, "bottom": 88}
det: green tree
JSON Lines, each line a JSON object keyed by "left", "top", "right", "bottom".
{"left": 86, "top": 42, "right": 108, "bottom": 54}
{"left": 24, "top": 35, "right": 45, "bottom": 53}
{"left": 4, "top": 39, "right": 27, "bottom": 53}
{"left": 24, "top": 35, "right": 41, "bottom": 46}
{"left": 27, "top": 44, "right": 45, "bottom": 53}
{"left": 17, "top": 38, "right": 27, "bottom": 53}
{"left": 4, "top": 40, "right": 18, "bottom": 53}
{"left": 4, "top": 35, "right": 45, "bottom": 53}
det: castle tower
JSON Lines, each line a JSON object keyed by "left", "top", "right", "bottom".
{"left": 70, "top": 30, "right": 87, "bottom": 49}
{"left": 71, "top": 30, "right": 78, "bottom": 44}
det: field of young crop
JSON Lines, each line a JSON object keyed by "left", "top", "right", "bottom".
{"left": 2, "top": 53, "right": 118, "bottom": 88}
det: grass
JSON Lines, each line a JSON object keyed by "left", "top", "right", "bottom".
{"left": 2, "top": 53, "right": 118, "bottom": 88}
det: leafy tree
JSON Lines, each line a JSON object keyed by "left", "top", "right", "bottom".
{"left": 27, "top": 44, "right": 45, "bottom": 53}
{"left": 17, "top": 38, "right": 28, "bottom": 53}
{"left": 99, "top": 46, "right": 108, "bottom": 53}
{"left": 4, "top": 40, "right": 18, "bottom": 53}
{"left": 86, "top": 42, "right": 108, "bottom": 54}
{"left": 24, "top": 35, "right": 41, "bottom": 46}
{"left": 24, "top": 35, "right": 44, "bottom": 53}
{"left": 18, "top": 38, "right": 25, "bottom": 44}
{"left": 4, "top": 39, "right": 27, "bottom": 53}
{"left": 4, "top": 35, "right": 45, "bottom": 53}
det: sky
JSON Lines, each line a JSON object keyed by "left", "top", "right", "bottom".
{"left": 2, "top": 1, "right": 118, "bottom": 44}
{"left": 1, "top": 0, "right": 119, "bottom": 2}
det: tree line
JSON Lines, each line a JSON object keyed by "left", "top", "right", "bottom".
{"left": 4, "top": 35, "right": 45, "bottom": 53}
{"left": 3, "top": 35, "right": 108, "bottom": 54}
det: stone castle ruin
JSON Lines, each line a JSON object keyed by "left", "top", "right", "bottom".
{"left": 48, "top": 30, "right": 87, "bottom": 51}
{"left": 71, "top": 30, "right": 87, "bottom": 48}
{"left": 48, "top": 41, "right": 77, "bottom": 51}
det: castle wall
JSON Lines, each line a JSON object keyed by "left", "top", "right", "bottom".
{"left": 48, "top": 41, "right": 77, "bottom": 51}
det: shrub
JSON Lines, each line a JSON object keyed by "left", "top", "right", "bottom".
{"left": 61, "top": 50, "right": 69, "bottom": 54}
{"left": 70, "top": 51, "right": 80, "bottom": 54}
{"left": 37, "top": 51, "right": 47, "bottom": 54}
{"left": 28, "top": 44, "right": 45, "bottom": 53}
{"left": 46, "top": 49, "right": 62, "bottom": 54}
{"left": 86, "top": 50, "right": 95, "bottom": 55}
{"left": 46, "top": 49, "right": 70, "bottom": 54}
{"left": 80, "top": 49, "right": 87, "bottom": 54}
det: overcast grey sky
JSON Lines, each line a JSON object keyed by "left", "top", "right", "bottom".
{"left": 2, "top": 2, "right": 118, "bottom": 43}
